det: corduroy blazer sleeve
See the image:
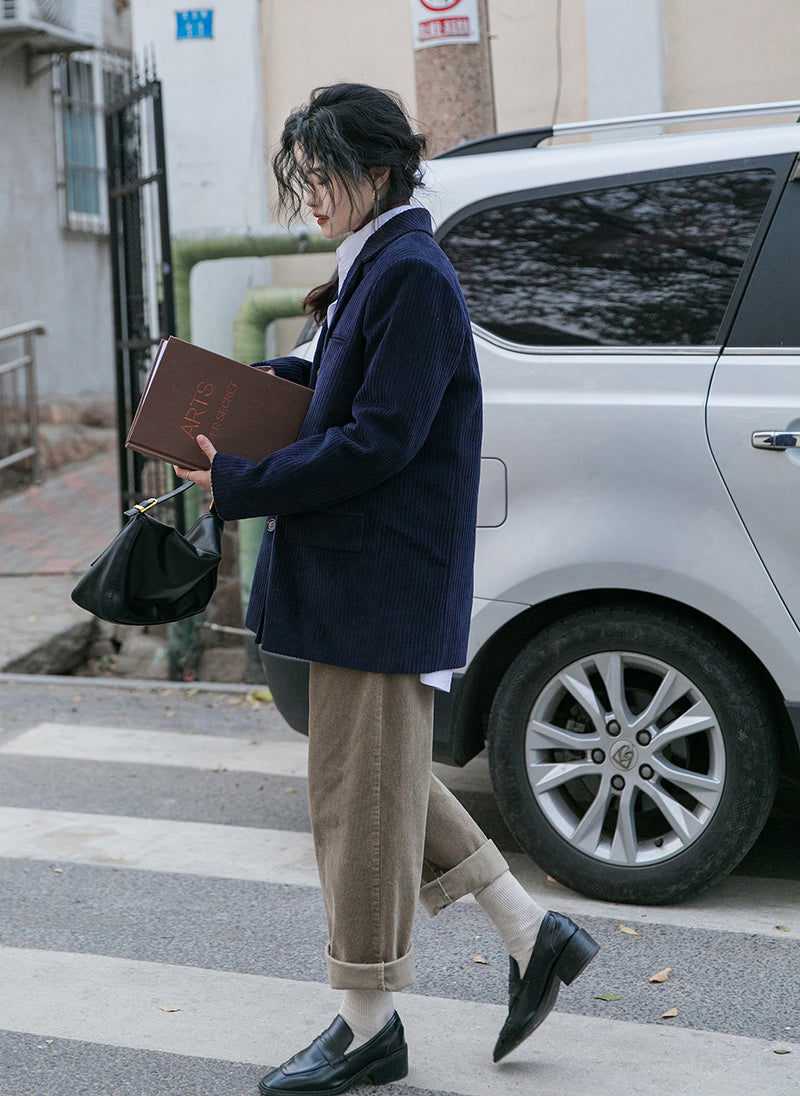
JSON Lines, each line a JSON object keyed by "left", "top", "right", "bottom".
{"left": 210, "top": 257, "right": 470, "bottom": 520}
{"left": 249, "top": 354, "right": 313, "bottom": 387}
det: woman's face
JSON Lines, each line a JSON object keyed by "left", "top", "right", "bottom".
{"left": 302, "top": 165, "right": 378, "bottom": 239}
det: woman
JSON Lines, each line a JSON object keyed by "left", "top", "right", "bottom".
{"left": 176, "top": 83, "right": 598, "bottom": 1094}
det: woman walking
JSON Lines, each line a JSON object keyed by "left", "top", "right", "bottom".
{"left": 176, "top": 82, "right": 598, "bottom": 1094}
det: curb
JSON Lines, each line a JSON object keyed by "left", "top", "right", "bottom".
{"left": 1, "top": 619, "right": 99, "bottom": 676}
{"left": 0, "top": 671, "right": 256, "bottom": 694}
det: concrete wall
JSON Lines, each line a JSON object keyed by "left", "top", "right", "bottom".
{"left": 131, "top": 0, "right": 273, "bottom": 360}
{"left": 258, "top": 0, "right": 419, "bottom": 344}
{"left": 490, "top": 0, "right": 589, "bottom": 130}
{"left": 664, "top": 0, "right": 800, "bottom": 110}
{"left": 0, "top": 0, "right": 131, "bottom": 399}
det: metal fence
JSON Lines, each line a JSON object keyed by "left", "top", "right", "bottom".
{"left": 0, "top": 321, "right": 44, "bottom": 484}
{"left": 105, "top": 66, "right": 178, "bottom": 526}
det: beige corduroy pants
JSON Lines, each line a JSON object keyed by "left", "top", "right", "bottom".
{"left": 308, "top": 661, "right": 509, "bottom": 991}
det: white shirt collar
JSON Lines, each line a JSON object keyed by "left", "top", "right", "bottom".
{"left": 331, "top": 205, "right": 414, "bottom": 316}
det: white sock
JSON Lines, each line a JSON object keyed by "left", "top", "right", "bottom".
{"left": 474, "top": 871, "right": 547, "bottom": 974}
{"left": 338, "top": 989, "right": 395, "bottom": 1051}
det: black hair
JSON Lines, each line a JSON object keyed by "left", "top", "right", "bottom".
{"left": 272, "top": 83, "right": 428, "bottom": 323}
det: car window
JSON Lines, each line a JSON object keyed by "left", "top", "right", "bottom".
{"left": 440, "top": 168, "right": 776, "bottom": 347}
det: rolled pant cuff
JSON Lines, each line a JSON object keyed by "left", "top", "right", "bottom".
{"left": 419, "top": 839, "right": 509, "bottom": 917}
{"left": 325, "top": 944, "right": 416, "bottom": 991}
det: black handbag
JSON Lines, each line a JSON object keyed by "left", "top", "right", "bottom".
{"left": 71, "top": 481, "right": 224, "bottom": 625}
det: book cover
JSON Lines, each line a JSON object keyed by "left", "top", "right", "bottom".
{"left": 125, "top": 337, "right": 313, "bottom": 472}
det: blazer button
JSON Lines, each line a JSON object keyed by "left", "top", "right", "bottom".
{"left": 266, "top": 518, "right": 276, "bottom": 532}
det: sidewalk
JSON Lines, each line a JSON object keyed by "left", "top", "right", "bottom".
{"left": 0, "top": 451, "right": 119, "bottom": 671}
{"left": 0, "top": 451, "right": 249, "bottom": 682}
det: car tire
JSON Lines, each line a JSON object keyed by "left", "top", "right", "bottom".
{"left": 487, "top": 606, "right": 779, "bottom": 904}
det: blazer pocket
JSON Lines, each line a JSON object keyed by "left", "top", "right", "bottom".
{"left": 281, "top": 507, "right": 364, "bottom": 553}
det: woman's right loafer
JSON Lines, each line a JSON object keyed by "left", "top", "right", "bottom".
{"left": 493, "top": 911, "right": 600, "bottom": 1062}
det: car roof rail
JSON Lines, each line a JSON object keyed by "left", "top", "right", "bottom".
{"left": 435, "top": 99, "right": 800, "bottom": 158}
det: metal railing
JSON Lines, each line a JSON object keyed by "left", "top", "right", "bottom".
{"left": 0, "top": 321, "right": 44, "bottom": 484}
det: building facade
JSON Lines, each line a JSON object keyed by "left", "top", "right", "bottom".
{"left": 0, "top": 0, "right": 131, "bottom": 398}
{"left": 3, "top": 0, "right": 798, "bottom": 395}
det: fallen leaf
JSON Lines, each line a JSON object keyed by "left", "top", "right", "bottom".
{"left": 251, "top": 688, "right": 273, "bottom": 703}
{"left": 473, "top": 955, "right": 489, "bottom": 965}
{"left": 45, "top": 1039, "right": 53, "bottom": 1044}
{"left": 773, "top": 1047, "right": 792, "bottom": 1055}
{"left": 73, "top": 695, "right": 82, "bottom": 703}
{"left": 187, "top": 688, "right": 199, "bottom": 697}
{"left": 111, "top": 854, "right": 123, "bottom": 862}
{"left": 546, "top": 875, "right": 556, "bottom": 883}
{"left": 776, "top": 926, "right": 790, "bottom": 932}
{"left": 51, "top": 866, "right": 63, "bottom": 874}
{"left": 661, "top": 1008, "right": 678, "bottom": 1019}
{"left": 165, "top": 710, "right": 176, "bottom": 718}
{"left": 619, "top": 925, "right": 641, "bottom": 936}
{"left": 284, "top": 787, "right": 296, "bottom": 794}
{"left": 160, "top": 1006, "right": 181, "bottom": 1013}
{"left": 648, "top": 967, "right": 673, "bottom": 983}
{"left": 595, "top": 994, "right": 622, "bottom": 1001}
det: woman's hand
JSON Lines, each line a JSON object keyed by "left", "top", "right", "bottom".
{"left": 173, "top": 433, "right": 217, "bottom": 493}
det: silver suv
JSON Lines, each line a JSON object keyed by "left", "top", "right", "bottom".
{"left": 263, "top": 101, "right": 800, "bottom": 905}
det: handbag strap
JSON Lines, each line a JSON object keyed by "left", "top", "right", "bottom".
{"left": 125, "top": 479, "right": 196, "bottom": 518}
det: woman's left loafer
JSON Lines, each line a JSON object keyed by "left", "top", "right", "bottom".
{"left": 493, "top": 911, "right": 600, "bottom": 1062}
{"left": 258, "top": 1012, "right": 408, "bottom": 1095}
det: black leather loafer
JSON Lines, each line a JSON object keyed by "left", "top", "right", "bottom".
{"left": 258, "top": 1012, "right": 408, "bottom": 1095}
{"left": 493, "top": 911, "right": 599, "bottom": 1062}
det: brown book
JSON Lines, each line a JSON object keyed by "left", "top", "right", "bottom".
{"left": 125, "top": 337, "right": 313, "bottom": 471}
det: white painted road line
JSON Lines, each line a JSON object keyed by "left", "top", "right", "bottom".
{"left": 0, "top": 806, "right": 321, "bottom": 886}
{"left": 0, "top": 722, "right": 310, "bottom": 778}
{"left": 0, "top": 947, "right": 796, "bottom": 1096}
{"left": 505, "top": 853, "right": 800, "bottom": 942}
{"left": 0, "top": 803, "right": 798, "bottom": 942}
{"left": 0, "top": 721, "right": 490, "bottom": 792}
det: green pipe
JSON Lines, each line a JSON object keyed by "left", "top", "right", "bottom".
{"left": 232, "top": 284, "right": 312, "bottom": 364}
{"left": 171, "top": 230, "right": 338, "bottom": 342}
{"left": 232, "top": 285, "right": 314, "bottom": 670}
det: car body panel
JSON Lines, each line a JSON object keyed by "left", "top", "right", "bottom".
{"left": 707, "top": 349, "right": 800, "bottom": 638}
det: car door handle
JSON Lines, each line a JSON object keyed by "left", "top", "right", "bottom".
{"left": 751, "top": 431, "right": 800, "bottom": 451}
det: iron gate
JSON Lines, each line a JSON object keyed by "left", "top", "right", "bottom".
{"left": 105, "top": 64, "right": 182, "bottom": 527}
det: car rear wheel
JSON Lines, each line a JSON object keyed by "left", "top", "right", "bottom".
{"left": 487, "top": 606, "right": 779, "bottom": 904}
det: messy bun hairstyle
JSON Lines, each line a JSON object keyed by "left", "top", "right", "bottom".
{"left": 273, "top": 83, "right": 428, "bottom": 323}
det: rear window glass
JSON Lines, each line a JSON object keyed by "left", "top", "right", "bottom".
{"left": 440, "top": 169, "right": 776, "bottom": 347}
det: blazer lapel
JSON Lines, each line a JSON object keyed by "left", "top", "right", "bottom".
{"left": 324, "top": 207, "right": 433, "bottom": 343}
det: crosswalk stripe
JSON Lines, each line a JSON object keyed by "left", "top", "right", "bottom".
{"left": 506, "top": 855, "right": 800, "bottom": 942}
{"left": 0, "top": 806, "right": 320, "bottom": 886}
{"left": 1, "top": 800, "right": 798, "bottom": 943}
{"left": 0, "top": 946, "right": 795, "bottom": 1095}
{"left": 0, "top": 722, "right": 310, "bottom": 779}
{"left": 0, "top": 721, "right": 491, "bottom": 792}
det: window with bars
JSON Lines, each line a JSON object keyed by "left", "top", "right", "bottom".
{"left": 54, "top": 54, "right": 106, "bottom": 231}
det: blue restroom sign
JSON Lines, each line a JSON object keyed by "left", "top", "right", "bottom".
{"left": 176, "top": 10, "right": 214, "bottom": 39}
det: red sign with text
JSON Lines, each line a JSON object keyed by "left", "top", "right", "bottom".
{"left": 411, "top": 0, "right": 479, "bottom": 49}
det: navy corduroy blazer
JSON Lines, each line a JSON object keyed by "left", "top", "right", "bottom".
{"left": 211, "top": 208, "right": 482, "bottom": 674}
